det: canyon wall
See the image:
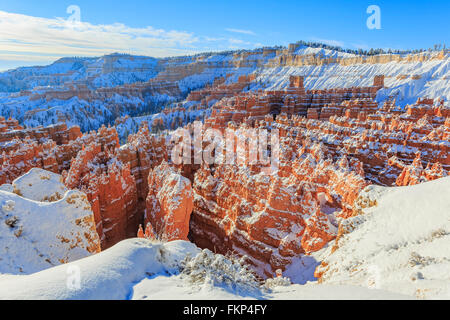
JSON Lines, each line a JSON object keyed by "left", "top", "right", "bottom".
{"left": 0, "top": 91, "right": 447, "bottom": 272}
{"left": 0, "top": 117, "right": 167, "bottom": 249}
{"left": 168, "top": 93, "right": 448, "bottom": 277}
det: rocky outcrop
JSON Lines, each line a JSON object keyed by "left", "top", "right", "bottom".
{"left": 269, "top": 98, "right": 449, "bottom": 186}
{"left": 145, "top": 162, "right": 193, "bottom": 241}
{"left": 172, "top": 94, "right": 447, "bottom": 278}
{"left": 0, "top": 138, "right": 57, "bottom": 184}
{"left": 187, "top": 75, "right": 255, "bottom": 104}
{"left": 117, "top": 124, "right": 168, "bottom": 213}
{"left": 1, "top": 46, "right": 448, "bottom": 135}
{"left": 63, "top": 141, "right": 139, "bottom": 248}
{"left": 0, "top": 119, "right": 81, "bottom": 144}
{"left": 267, "top": 46, "right": 447, "bottom": 68}
{"left": 390, "top": 152, "right": 447, "bottom": 186}
{"left": 0, "top": 117, "right": 169, "bottom": 250}
{"left": 137, "top": 222, "right": 157, "bottom": 241}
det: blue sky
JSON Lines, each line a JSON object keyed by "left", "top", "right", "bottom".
{"left": 0, "top": 0, "right": 448, "bottom": 70}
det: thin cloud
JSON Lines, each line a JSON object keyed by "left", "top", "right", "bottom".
{"left": 225, "top": 28, "right": 256, "bottom": 36}
{"left": 0, "top": 11, "right": 265, "bottom": 70}
{"left": 0, "top": 10, "right": 205, "bottom": 65}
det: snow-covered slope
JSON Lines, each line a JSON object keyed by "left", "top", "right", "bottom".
{"left": 316, "top": 176, "right": 450, "bottom": 299}
{"left": 0, "top": 93, "right": 166, "bottom": 133}
{"left": 0, "top": 55, "right": 159, "bottom": 92}
{"left": 5, "top": 168, "right": 68, "bottom": 202}
{"left": 0, "top": 169, "right": 101, "bottom": 275}
{"left": 256, "top": 54, "right": 450, "bottom": 106}
{"left": 0, "top": 239, "right": 198, "bottom": 300}
{"left": 0, "top": 238, "right": 410, "bottom": 300}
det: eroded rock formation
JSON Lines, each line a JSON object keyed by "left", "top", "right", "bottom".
{"left": 0, "top": 118, "right": 168, "bottom": 249}
{"left": 63, "top": 124, "right": 166, "bottom": 248}
{"left": 189, "top": 121, "right": 368, "bottom": 277}
{"left": 204, "top": 76, "right": 382, "bottom": 130}
{"left": 145, "top": 162, "right": 193, "bottom": 241}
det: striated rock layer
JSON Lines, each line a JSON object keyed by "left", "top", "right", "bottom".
{"left": 204, "top": 76, "right": 382, "bottom": 130}
{"left": 0, "top": 119, "right": 82, "bottom": 185}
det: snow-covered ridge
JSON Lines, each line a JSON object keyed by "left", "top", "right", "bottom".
{"left": 316, "top": 176, "right": 450, "bottom": 299}
{"left": 0, "top": 54, "right": 159, "bottom": 92}
{"left": 0, "top": 238, "right": 411, "bottom": 300}
{"left": 257, "top": 56, "right": 450, "bottom": 106}
{"left": 0, "top": 169, "right": 101, "bottom": 275}
{"left": 3, "top": 168, "right": 68, "bottom": 202}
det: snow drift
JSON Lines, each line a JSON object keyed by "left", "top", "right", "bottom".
{"left": 316, "top": 176, "right": 450, "bottom": 299}
{"left": 0, "top": 169, "right": 101, "bottom": 275}
{"left": 0, "top": 238, "right": 410, "bottom": 300}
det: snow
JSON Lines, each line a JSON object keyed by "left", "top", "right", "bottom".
{"left": 256, "top": 57, "right": 449, "bottom": 106}
{"left": 0, "top": 238, "right": 411, "bottom": 300}
{"left": 132, "top": 275, "right": 410, "bottom": 300}
{"left": 294, "top": 46, "right": 357, "bottom": 59}
{"left": 115, "top": 106, "right": 209, "bottom": 142}
{"left": 10, "top": 168, "right": 68, "bottom": 202}
{"left": 0, "top": 239, "right": 199, "bottom": 300}
{"left": 317, "top": 177, "right": 450, "bottom": 299}
{"left": 132, "top": 275, "right": 252, "bottom": 300}
{"left": 266, "top": 283, "right": 412, "bottom": 300}
{"left": 283, "top": 253, "right": 326, "bottom": 285}
{"left": 0, "top": 169, "right": 100, "bottom": 275}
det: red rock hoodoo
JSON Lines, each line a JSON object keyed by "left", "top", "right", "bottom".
{"left": 189, "top": 120, "right": 368, "bottom": 276}
{"left": 145, "top": 162, "right": 193, "bottom": 241}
